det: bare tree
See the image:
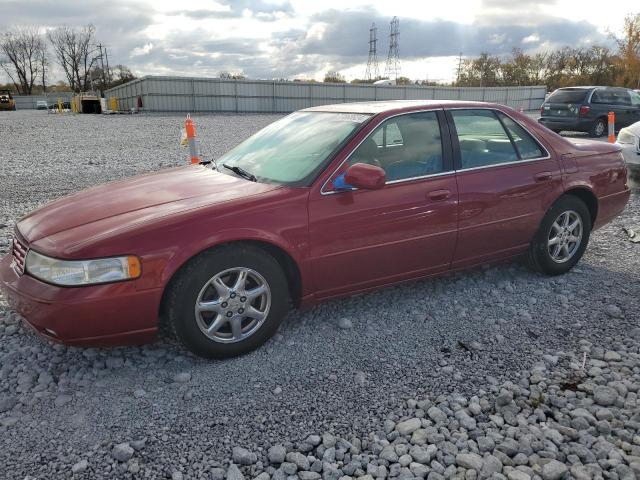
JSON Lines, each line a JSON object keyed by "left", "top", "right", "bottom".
{"left": 0, "top": 27, "right": 47, "bottom": 95}
{"left": 39, "top": 42, "right": 48, "bottom": 93}
{"left": 48, "top": 25, "right": 99, "bottom": 93}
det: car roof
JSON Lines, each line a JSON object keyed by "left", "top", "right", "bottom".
{"left": 302, "top": 100, "right": 501, "bottom": 115}
{"left": 555, "top": 86, "right": 631, "bottom": 91}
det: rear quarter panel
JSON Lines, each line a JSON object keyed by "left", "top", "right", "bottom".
{"left": 559, "top": 140, "right": 630, "bottom": 229}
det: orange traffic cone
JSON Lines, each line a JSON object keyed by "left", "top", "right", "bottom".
{"left": 185, "top": 114, "right": 201, "bottom": 164}
{"left": 608, "top": 112, "right": 615, "bottom": 143}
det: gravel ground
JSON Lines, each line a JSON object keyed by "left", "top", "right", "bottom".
{"left": 0, "top": 110, "right": 639, "bottom": 480}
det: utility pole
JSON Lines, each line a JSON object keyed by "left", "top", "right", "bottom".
{"left": 455, "top": 52, "right": 463, "bottom": 85}
{"left": 97, "top": 43, "right": 107, "bottom": 93}
{"left": 365, "top": 23, "right": 379, "bottom": 81}
{"left": 104, "top": 47, "right": 112, "bottom": 85}
{"left": 384, "top": 17, "right": 400, "bottom": 82}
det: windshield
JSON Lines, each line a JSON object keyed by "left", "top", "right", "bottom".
{"left": 215, "top": 111, "right": 371, "bottom": 185}
{"left": 547, "top": 89, "right": 589, "bottom": 104}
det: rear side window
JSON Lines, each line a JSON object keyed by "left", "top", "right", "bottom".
{"left": 451, "top": 110, "right": 518, "bottom": 169}
{"left": 612, "top": 90, "right": 631, "bottom": 106}
{"left": 630, "top": 91, "right": 640, "bottom": 107}
{"left": 497, "top": 113, "right": 545, "bottom": 160}
{"left": 593, "top": 89, "right": 631, "bottom": 106}
{"left": 547, "top": 89, "right": 588, "bottom": 104}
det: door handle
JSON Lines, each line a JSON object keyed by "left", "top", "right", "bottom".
{"left": 534, "top": 172, "right": 553, "bottom": 182}
{"left": 427, "top": 189, "right": 451, "bottom": 201}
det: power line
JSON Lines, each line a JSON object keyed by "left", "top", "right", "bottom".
{"left": 365, "top": 22, "right": 379, "bottom": 81}
{"left": 384, "top": 17, "right": 400, "bottom": 81}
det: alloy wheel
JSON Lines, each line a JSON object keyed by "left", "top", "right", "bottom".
{"left": 547, "top": 210, "right": 583, "bottom": 263}
{"left": 194, "top": 267, "right": 271, "bottom": 343}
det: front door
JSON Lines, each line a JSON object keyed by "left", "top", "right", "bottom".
{"left": 447, "top": 108, "right": 564, "bottom": 269}
{"left": 308, "top": 110, "right": 459, "bottom": 299}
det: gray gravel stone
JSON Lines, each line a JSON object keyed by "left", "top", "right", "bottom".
{"left": 396, "top": 418, "right": 422, "bottom": 435}
{"left": 232, "top": 446, "right": 257, "bottom": 465}
{"left": 541, "top": 460, "right": 568, "bottom": 480}
{"left": 173, "top": 372, "right": 191, "bottom": 383}
{"left": 456, "top": 453, "right": 483, "bottom": 471}
{"left": 593, "top": 386, "right": 618, "bottom": 406}
{"left": 269, "top": 445, "right": 287, "bottom": 464}
{"left": 226, "top": 464, "right": 245, "bottom": 480}
{"left": 112, "top": 443, "right": 134, "bottom": 462}
{"left": 338, "top": 318, "right": 353, "bottom": 329}
{"left": 71, "top": 459, "right": 88, "bottom": 474}
{"left": 286, "top": 452, "right": 310, "bottom": 470}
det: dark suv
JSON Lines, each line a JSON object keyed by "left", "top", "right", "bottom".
{"left": 539, "top": 86, "right": 640, "bottom": 137}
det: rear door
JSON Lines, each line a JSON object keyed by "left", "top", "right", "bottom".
{"left": 446, "top": 108, "right": 564, "bottom": 268}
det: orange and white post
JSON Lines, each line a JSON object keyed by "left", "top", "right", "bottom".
{"left": 185, "top": 114, "right": 201, "bottom": 164}
{"left": 608, "top": 111, "right": 615, "bottom": 143}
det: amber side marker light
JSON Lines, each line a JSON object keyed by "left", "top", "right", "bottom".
{"left": 127, "top": 256, "right": 142, "bottom": 279}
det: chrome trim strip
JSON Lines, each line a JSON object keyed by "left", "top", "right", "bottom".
{"left": 321, "top": 108, "right": 447, "bottom": 195}
{"left": 386, "top": 170, "right": 454, "bottom": 185}
{"left": 455, "top": 157, "right": 552, "bottom": 173}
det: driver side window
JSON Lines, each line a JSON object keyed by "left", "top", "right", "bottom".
{"left": 348, "top": 112, "right": 444, "bottom": 182}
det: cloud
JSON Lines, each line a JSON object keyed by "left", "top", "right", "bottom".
{"left": 283, "top": 9, "right": 608, "bottom": 61}
{"left": 131, "top": 43, "right": 154, "bottom": 57}
{"left": 0, "top": 1, "right": 615, "bottom": 83}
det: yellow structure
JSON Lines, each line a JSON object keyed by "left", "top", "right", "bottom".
{"left": 109, "top": 96, "right": 118, "bottom": 112}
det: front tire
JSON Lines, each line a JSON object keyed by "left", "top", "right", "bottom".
{"left": 525, "top": 195, "right": 591, "bottom": 276}
{"left": 166, "top": 245, "right": 289, "bottom": 358}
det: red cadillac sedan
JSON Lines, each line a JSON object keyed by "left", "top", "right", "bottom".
{"left": 0, "top": 101, "right": 630, "bottom": 358}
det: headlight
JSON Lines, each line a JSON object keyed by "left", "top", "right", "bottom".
{"left": 617, "top": 130, "right": 638, "bottom": 146}
{"left": 25, "top": 250, "right": 141, "bottom": 286}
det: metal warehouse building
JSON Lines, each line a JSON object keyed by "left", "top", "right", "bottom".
{"left": 105, "top": 76, "right": 547, "bottom": 113}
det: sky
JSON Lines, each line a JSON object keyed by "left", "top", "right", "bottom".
{"left": 0, "top": 0, "right": 635, "bottom": 84}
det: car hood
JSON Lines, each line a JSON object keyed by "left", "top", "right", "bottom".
{"left": 18, "top": 165, "right": 278, "bottom": 243}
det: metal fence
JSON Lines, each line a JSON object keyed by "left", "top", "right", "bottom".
{"left": 105, "top": 76, "right": 547, "bottom": 113}
{"left": 13, "top": 94, "right": 74, "bottom": 110}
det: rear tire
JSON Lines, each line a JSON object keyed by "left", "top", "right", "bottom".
{"left": 589, "top": 118, "right": 606, "bottom": 138}
{"left": 524, "top": 195, "right": 591, "bottom": 276}
{"left": 166, "top": 245, "right": 289, "bottom": 358}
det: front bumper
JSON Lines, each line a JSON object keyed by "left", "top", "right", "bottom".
{"left": 620, "top": 145, "right": 640, "bottom": 180}
{"left": 0, "top": 253, "right": 162, "bottom": 346}
{"left": 538, "top": 117, "right": 593, "bottom": 133}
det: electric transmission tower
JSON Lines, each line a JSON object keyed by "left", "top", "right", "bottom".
{"left": 384, "top": 17, "right": 400, "bottom": 81}
{"left": 365, "top": 23, "right": 379, "bottom": 81}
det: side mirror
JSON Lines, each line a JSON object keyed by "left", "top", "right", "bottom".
{"left": 334, "top": 163, "right": 386, "bottom": 191}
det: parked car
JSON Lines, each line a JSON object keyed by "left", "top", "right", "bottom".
{"left": 36, "top": 100, "right": 48, "bottom": 110}
{"left": 0, "top": 89, "right": 16, "bottom": 111}
{"left": 616, "top": 121, "right": 640, "bottom": 179}
{"left": 539, "top": 86, "right": 640, "bottom": 137}
{"left": 0, "top": 101, "right": 630, "bottom": 358}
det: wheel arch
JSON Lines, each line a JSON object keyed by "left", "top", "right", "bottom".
{"left": 562, "top": 187, "right": 598, "bottom": 227}
{"left": 158, "top": 239, "right": 304, "bottom": 323}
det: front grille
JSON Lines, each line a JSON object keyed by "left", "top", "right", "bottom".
{"left": 12, "top": 237, "right": 28, "bottom": 275}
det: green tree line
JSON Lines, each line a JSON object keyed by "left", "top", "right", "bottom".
{"left": 456, "top": 13, "right": 640, "bottom": 90}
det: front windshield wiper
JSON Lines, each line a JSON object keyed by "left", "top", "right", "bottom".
{"left": 222, "top": 163, "right": 257, "bottom": 182}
